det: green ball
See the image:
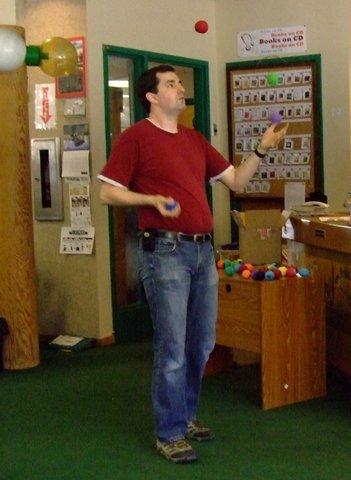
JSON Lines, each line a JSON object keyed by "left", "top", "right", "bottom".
{"left": 233, "top": 262, "right": 241, "bottom": 273}
{"left": 267, "top": 72, "right": 279, "bottom": 87}
{"left": 225, "top": 266, "right": 234, "bottom": 276}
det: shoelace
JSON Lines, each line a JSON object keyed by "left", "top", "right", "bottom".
{"left": 188, "top": 420, "right": 207, "bottom": 432}
{"left": 165, "top": 439, "right": 191, "bottom": 454}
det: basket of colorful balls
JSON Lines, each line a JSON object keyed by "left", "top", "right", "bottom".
{"left": 217, "top": 258, "right": 310, "bottom": 280}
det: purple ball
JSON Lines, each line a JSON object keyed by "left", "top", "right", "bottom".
{"left": 269, "top": 111, "right": 282, "bottom": 124}
{"left": 255, "top": 270, "right": 265, "bottom": 281}
{"left": 165, "top": 201, "right": 177, "bottom": 211}
{"left": 251, "top": 269, "right": 259, "bottom": 280}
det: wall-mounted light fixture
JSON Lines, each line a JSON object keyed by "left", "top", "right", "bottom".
{"left": 0, "top": 26, "right": 77, "bottom": 76}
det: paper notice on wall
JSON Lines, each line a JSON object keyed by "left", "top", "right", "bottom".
{"left": 69, "top": 183, "right": 91, "bottom": 226}
{"left": 284, "top": 181, "right": 306, "bottom": 210}
{"left": 60, "top": 226, "right": 95, "bottom": 254}
{"left": 34, "top": 83, "right": 56, "bottom": 130}
{"left": 62, "top": 150, "right": 90, "bottom": 180}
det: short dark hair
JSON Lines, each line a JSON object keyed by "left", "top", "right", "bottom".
{"left": 137, "top": 64, "right": 175, "bottom": 114}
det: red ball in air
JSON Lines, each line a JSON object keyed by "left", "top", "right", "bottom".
{"left": 195, "top": 20, "right": 209, "bottom": 34}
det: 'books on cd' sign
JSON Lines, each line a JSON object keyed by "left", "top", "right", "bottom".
{"left": 237, "top": 26, "right": 307, "bottom": 58}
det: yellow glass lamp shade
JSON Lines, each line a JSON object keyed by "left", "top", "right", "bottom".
{"left": 40, "top": 37, "right": 77, "bottom": 76}
{"left": 25, "top": 37, "right": 77, "bottom": 77}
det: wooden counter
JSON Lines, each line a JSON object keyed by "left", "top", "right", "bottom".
{"left": 288, "top": 214, "right": 351, "bottom": 379}
{"left": 290, "top": 214, "right": 351, "bottom": 255}
{"left": 216, "top": 270, "right": 326, "bottom": 410}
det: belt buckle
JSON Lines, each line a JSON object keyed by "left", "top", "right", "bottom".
{"left": 164, "top": 230, "right": 177, "bottom": 240}
{"left": 193, "top": 234, "right": 204, "bottom": 243}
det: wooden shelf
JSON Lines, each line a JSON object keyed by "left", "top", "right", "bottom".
{"left": 290, "top": 214, "right": 351, "bottom": 255}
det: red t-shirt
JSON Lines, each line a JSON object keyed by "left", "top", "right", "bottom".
{"left": 98, "top": 119, "right": 231, "bottom": 234}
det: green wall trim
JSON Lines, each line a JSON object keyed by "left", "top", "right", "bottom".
{"left": 103, "top": 44, "right": 211, "bottom": 140}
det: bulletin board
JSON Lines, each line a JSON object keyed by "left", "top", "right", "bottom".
{"left": 226, "top": 55, "right": 323, "bottom": 199}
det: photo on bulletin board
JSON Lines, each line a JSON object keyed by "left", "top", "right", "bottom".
{"left": 226, "top": 54, "right": 324, "bottom": 199}
{"left": 63, "top": 123, "right": 89, "bottom": 151}
{"left": 56, "top": 36, "right": 86, "bottom": 98}
{"left": 63, "top": 97, "right": 86, "bottom": 117}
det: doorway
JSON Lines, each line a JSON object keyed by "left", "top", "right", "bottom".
{"left": 103, "top": 46, "right": 211, "bottom": 341}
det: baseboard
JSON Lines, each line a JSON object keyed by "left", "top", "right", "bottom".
{"left": 96, "top": 334, "right": 116, "bottom": 346}
{"left": 96, "top": 334, "right": 116, "bottom": 347}
{"left": 39, "top": 334, "right": 56, "bottom": 345}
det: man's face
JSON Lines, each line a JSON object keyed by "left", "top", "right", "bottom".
{"left": 150, "top": 71, "right": 186, "bottom": 115}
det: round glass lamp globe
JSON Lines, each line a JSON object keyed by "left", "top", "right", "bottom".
{"left": 0, "top": 28, "right": 26, "bottom": 72}
{"left": 40, "top": 37, "right": 77, "bottom": 77}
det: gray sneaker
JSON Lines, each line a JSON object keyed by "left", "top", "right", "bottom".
{"left": 186, "top": 420, "right": 214, "bottom": 441}
{"left": 155, "top": 438, "right": 197, "bottom": 464}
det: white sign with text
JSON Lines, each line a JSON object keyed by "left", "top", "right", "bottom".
{"left": 34, "top": 83, "right": 56, "bottom": 130}
{"left": 237, "top": 26, "right": 307, "bottom": 58}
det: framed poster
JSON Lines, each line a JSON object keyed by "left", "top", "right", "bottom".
{"left": 226, "top": 54, "right": 323, "bottom": 199}
{"left": 56, "top": 36, "right": 86, "bottom": 98}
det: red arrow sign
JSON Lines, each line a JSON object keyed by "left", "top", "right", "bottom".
{"left": 40, "top": 87, "right": 52, "bottom": 124}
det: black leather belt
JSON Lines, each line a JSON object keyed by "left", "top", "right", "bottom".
{"left": 142, "top": 229, "right": 212, "bottom": 244}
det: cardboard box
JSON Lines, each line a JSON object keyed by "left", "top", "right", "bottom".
{"left": 231, "top": 209, "right": 288, "bottom": 265}
{"left": 217, "top": 249, "right": 240, "bottom": 261}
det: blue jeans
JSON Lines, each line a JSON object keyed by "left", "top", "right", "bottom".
{"left": 138, "top": 236, "right": 218, "bottom": 441}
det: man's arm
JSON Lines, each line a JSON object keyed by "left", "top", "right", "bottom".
{"left": 219, "top": 123, "right": 288, "bottom": 191}
{"left": 99, "top": 182, "right": 181, "bottom": 218}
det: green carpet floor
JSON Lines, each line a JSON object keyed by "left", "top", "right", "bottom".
{"left": 0, "top": 340, "right": 350, "bottom": 480}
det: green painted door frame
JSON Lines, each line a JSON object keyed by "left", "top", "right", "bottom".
{"left": 102, "top": 45, "right": 211, "bottom": 342}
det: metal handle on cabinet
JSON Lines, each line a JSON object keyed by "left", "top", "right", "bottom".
{"left": 314, "top": 228, "right": 326, "bottom": 239}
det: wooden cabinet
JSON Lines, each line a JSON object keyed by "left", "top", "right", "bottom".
{"left": 216, "top": 271, "right": 326, "bottom": 410}
{"left": 288, "top": 215, "right": 351, "bottom": 378}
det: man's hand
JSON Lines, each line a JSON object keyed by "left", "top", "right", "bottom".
{"left": 259, "top": 122, "right": 289, "bottom": 152}
{"left": 153, "top": 195, "right": 181, "bottom": 218}
{"left": 100, "top": 183, "right": 181, "bottom": 217}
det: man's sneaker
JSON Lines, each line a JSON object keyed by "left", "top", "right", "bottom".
{"left": 155, "top": 438, "right": 197, "bottom": 464}
{"left": 186, "top": 420, "right": 214, "bottom": 442}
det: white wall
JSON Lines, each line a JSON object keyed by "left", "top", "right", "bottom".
{"left": 1, "top": 2, "right": 16, "bottom": 24}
